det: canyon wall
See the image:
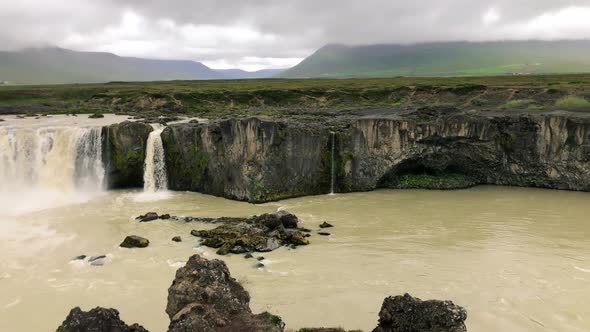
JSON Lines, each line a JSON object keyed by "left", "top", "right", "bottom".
{"left": 105, "top": 110, "right": 590, "bottom": 202}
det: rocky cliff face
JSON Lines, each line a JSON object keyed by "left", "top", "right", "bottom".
{"left": 104, "top": 110, "right": 590, "bottom": 201}
{"left": 102, "top": 121, "right": 153, "bottom": 188}
{"left": 152, "top": 110, "right": 590, "bottom": 202}
{"left": 160, "top": 118, "right": 331, "bottom": 202}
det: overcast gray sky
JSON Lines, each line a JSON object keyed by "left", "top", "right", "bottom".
{"left": 1, "top": 0, "right": 589, "bottom": 70}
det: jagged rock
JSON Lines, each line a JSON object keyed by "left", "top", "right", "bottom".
{"left": 166, "top": 254, "right": 284, "bottom": 332}
{"left": 172, "top": 236, "right": 182, "bottom": 242}
{"left": 190, "top": 212, "right": 308, "bottom": 255}
{"left": 56, "top": 307, "right": 148, "bottom": 332}
{"left": 120, "top": 235, "right": 150, "bottom": 248}
{"left": 103, "top": 121, "right": 153, "bottom": 189}
{"left": 319, "top": 222, "right": 334, "bottom": 229}
{"left": 372, "top": 293, "right": 467, "bottom": 332}
{"left": 136, "top": 212, "right": 159, "bottom": 222}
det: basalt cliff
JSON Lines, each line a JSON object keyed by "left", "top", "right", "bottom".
{"left": 104, "top": 108, "right": 590, "bottom": 202}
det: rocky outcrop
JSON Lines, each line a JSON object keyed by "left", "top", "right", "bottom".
{"left": 102, "top": 121, "right": 152, "bottom": 188}
{"left": 56, "top": 307, "right": 148, "bottom": 332}
{"left": 166, "top": 255, "right": 284, "bottom": 332}
{"left": 161, "top": 118, "right": 331, "bottom": 202}
{"left": 190, "top": 211, "right": 309, "bottom": 255}
{"left": 373, "top": 294, "right": 467, "bottom": 332}
{"left": 156, "top": 110, "right": 590, "bottom": 202}
{"left": 58, "top": 255, "right": 468, "bottom": 332}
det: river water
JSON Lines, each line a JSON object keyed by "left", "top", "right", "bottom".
{"left": 0, "top": 187, "right": 588, "bottom": 331}
{"left": 0, "top": 115, "right": 589, "bottom": 332}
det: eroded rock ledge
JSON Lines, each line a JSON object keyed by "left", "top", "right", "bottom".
{"left": 103, "top": 109, "right": 590, "bottom": 202}
{"left": 57, "top": 255, "right": 467, "bottom": 332}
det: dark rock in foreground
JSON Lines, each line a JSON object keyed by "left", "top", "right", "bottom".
{"left": 56, "top": 307, "right": 148, "bottom": 332}
{"left": 373, "top": 293, "right": 467, "bottom": 332}
{"left": 166, "top": 254, "right": 284, "bottom": 332}
{"left": 120, "top": 235, "right": 150, "bottom": 248}
{"left": 190, "top": 211, "right": 309, "bottom": 255}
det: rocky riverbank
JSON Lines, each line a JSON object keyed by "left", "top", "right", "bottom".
{"left": 56, "top": 255, "right": 468, "bottom": 332}
{"left": 103, "top": 108, "right": 590, "bottom": 202}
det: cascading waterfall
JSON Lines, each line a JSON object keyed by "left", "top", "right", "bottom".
{"left": 0, "top": 126, "right": 106, "bottom": 215}
{"left": 329, "top": 131, "right": 336, "bottom": 195}
{"left": 143, "top": 125, "right": 168, "bottom": 192}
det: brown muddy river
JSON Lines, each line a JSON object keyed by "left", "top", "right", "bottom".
{"left": 1, "top": 186, "right": 589, "bottom": 332}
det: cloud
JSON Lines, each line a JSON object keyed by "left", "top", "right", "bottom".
{"left": 0, "top": 0, "right": 589, "bottom": 69}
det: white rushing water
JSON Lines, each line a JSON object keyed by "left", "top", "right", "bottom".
{"left": 0, "top": 117, "right": 110, "bottom": 216}
{"left": 143, "top": 125, "right": 168, "bottom": 192}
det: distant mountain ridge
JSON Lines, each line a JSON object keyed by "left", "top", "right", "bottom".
{"left": 0, "top": 47, "right": 282, "bottom": 85}
{"left": 280, "top": 40, "right": 590, "bottom": 78}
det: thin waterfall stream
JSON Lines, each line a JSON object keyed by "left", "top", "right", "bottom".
{"left": 329, "top": 131, "right": 336, "bottom": 195}
{"left": 143, "top": 124, "right": 168, "bottom": 192}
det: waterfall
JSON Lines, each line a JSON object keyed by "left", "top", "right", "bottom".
{"left": 0, "top": 126, "right": 106, "bottom": 215}
{"left": 143, "top": 125, "right": 168, "bottom": 192}
{"left": 329, "top": 131, "right": 336, "bottom": 195}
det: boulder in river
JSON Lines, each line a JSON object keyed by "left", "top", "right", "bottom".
{"left": 319, "top": 222, "right": 334, "bottom": 228}
{"left": 56, "top": 307, "right": 148, "bottom": 332}
{"left": 120, "top": 235, "right": 150, "bottom": 248}
{"left": 136, "top": 212, "right": 159, "bottom": 222}
{"left": 172, "top": 236, "right": 182, "bottom": 242}
{"left": 372, "top": 293, "right": 467, "bottom": 332}
{"left": 88, "top": 113, "right": 105, "bottom": 119}
{"left": 190, "top": 211, "right": 309, "bottom": 255}
{"left": 166, "top": 254, "right": 284, "bottom": 332}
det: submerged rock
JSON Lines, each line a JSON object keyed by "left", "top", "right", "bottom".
{"left": 72, "top": 255, "right": 87, "bottom": 261}
{"left": 88, "top": 113, "right": 105, "bottom": 119}
{"left": 56, "top": 307, "right": 148, "bottom": 332}
{"left": 318, "top": 232, "right": 331, "bottom": 236}
{"left": 319, "top": 222, "right": 334, "bottom": 229}
{"left": 166, "top": 254, "right": 284, "bottom": 332}
{"left": 136, "top": 212, "right": 159, "bottom": 222}
{"left": 120, "top": 235, "right": 150, "bottom": 248}
{"left": 372, "top": 293, "right": 467, "bottom": 332}
{"left": 88, "top": 255, "right": 106, "bottom": 262}
{"left": 191, "top": 211, "right": 309, "bottom": 255}
{"left": 172, "top": 236, "right": 182, "bottom": 242}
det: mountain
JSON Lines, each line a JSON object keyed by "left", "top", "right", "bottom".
{"left": 216, "top": 68, "right": 285, "bottom": 79}
{"left": 280, "top": 40, "right": 590, "bottom": 78}
{"left": 0, "top": 47, "right": 225, "bottom": 84}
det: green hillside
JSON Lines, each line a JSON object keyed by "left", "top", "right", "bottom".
{"left": 0, "top": 47, "right": 224, "bottom": 84}
{"left": 280, "top": 40, "right": 590, "bottom": 78}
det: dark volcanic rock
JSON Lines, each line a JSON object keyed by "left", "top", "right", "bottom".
{"left": 120, "top": 235, "right": 150, "bottom": 248}
{"left": 172, "top": 236, "right": 182, "bottom": 242}
{"left": 72, "top": 255, "right": 87, "bottom": 261}
{"left": 160, "top": 214, "right": 171, "bottom": 220}
{"left": 190, "top": 212, "right": 309, "bottom": 255}
{"left": 89, "top": 255, "right": 106, "bottom": 262}
{"left": 103, "top": 121, "right": 153, "bottom": 189}
{"left": 166, "top": 254, "right": 284, "bottom": 332}
{"left": 372, "top": 293, "right": 467, "bottom": 332}
{"left": 160, "top": 112, "right": 590, "bottom": 202}
{"left": 56, "top": 307, "right": 148, "bottom": 332}
{"left": 319, "top": 222, "right": 333, "bottom": 229}
{"left": 136, "top": 212, "right": 159, "bottom": 222}
{"left": 89, "top": 113, "right": 105, "bottom": 119}
{"left": 318, "top": 232, "right": 331, "bottom": 236}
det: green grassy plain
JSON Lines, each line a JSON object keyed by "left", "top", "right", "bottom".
{"left": 1, "top": 74, "right": 590, "bottom": 117}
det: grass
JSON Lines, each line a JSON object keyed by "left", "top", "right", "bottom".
{"left": 501, "top": 99, "right": 535, "bottom": 109}
{"left": 555, "top": 96, "right": 590, "bottom": 110}
{"left": 1, "top": 74, "right": 590, "bottom": 117}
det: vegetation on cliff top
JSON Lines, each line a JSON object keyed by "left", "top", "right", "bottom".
{"left": 1, "top": 74, "right": 590, "bottom": 118}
